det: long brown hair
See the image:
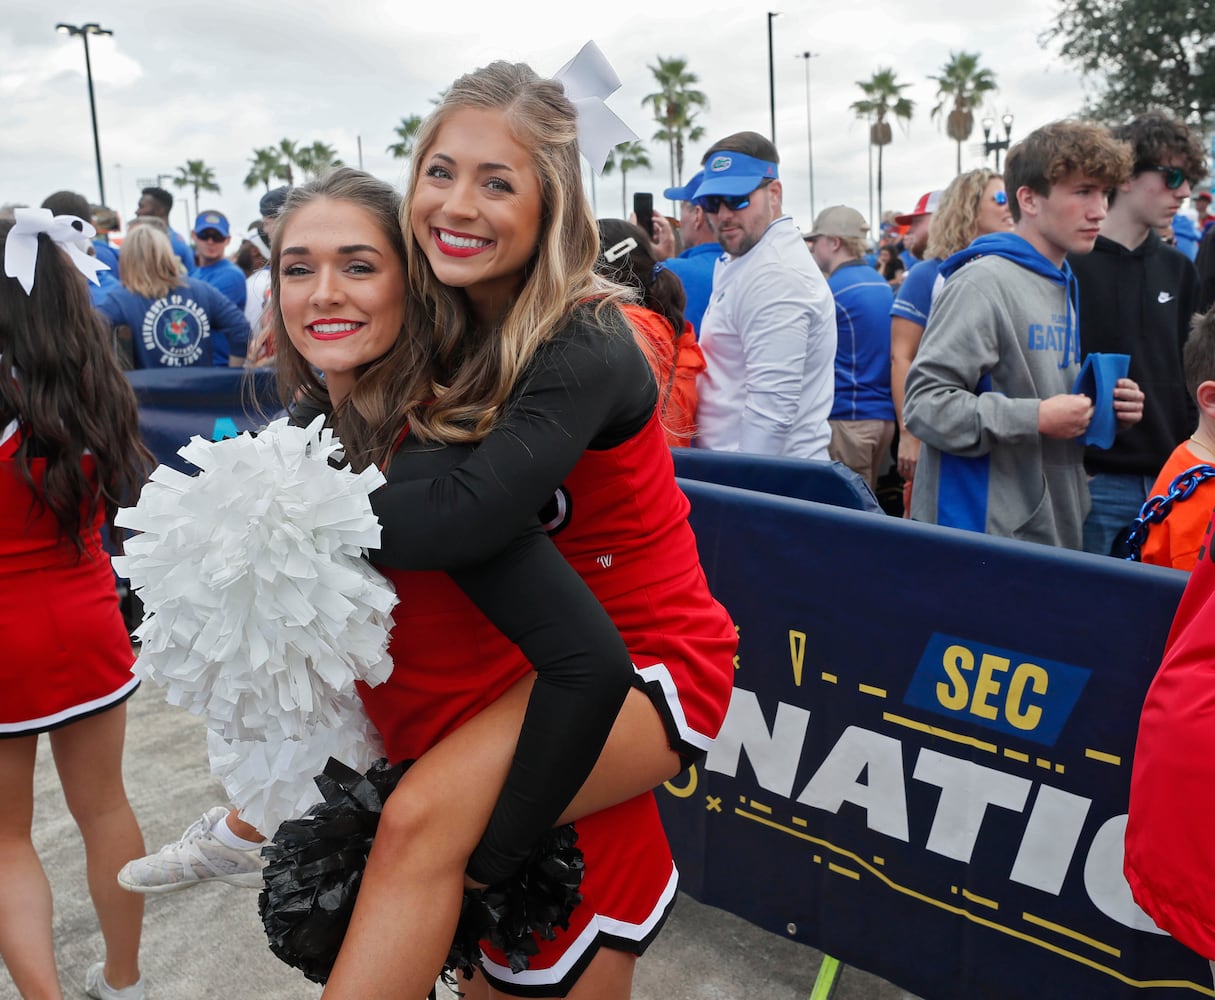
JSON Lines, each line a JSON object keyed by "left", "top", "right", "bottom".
{"left": 270, "top": 168, "right": 416, "bottom": 471}
{"left": 0, "top": 220, "right": 153, "bottom": 550}
{"left": 595, "top": 218, "right": 686, "bottom": 335}
{"left": 398, "top": 60, "right": 624, "bottom": 447}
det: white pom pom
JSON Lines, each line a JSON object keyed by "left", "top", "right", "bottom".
{"left": 207, "top": 694, "right": 386, "bottom": 838}
{"left": 114, "top": 416, "right": 398, "bottom": 742}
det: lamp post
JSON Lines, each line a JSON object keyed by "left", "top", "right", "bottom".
{"left": 767, "top": 12, "right": 781, "bottom": 143}
{"left": 55, "top": 22, "right": 113, "bottom": 205}
{"left": 981, "top": 112, "right": 1014, "bottom": 172}
{"left": 114, "top": 162, "right": 124, "bottom": 221}
{"left": 795, "top": 51, "right": 818, "bottom": 221}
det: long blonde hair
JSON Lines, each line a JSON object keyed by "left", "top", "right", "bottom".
{"left": 119, "top": 223, "right": 186, "bottom": 299}
{"left": 925, "top": 168, "right": 1002, "bottom": 261}
{"left": 399, "top": 60, "right": 623, "bottom": 445}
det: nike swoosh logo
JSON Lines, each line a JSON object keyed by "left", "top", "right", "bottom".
{"left": 1158, "top": 291, "right": 1174, "bottom": 303}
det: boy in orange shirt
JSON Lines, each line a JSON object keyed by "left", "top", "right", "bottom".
{"left": 1142, "top": 309, "right": 1215, "bottom": 569}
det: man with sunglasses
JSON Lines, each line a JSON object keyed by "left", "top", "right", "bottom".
{"left": 1068, "top": 112, "right": 1205, "bottom": 556}
{"left": 190, "top": 210, "right": 246, "bottom": 310}
{"left": 693, "top": 131, "right": 837, "bottom": 459}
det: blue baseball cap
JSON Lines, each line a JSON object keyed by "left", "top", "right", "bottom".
{"left": 193, "top": 210, "right": 230, "bottom": 238}
{"left": 663, "top": 170, "right": 704, "bottom": 203}
{"left": 693, "top": 152, "right": 779, "bottom": 200}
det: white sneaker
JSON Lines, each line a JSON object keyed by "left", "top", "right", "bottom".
{"left": 84, "top": 961, "right": 144, "bottom": 999}
{"left": 117, "top": 806, "right": 264, "bottom": 894}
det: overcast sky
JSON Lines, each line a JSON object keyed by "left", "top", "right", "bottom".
{"left": 5, "top": 0, "right": 1110, "bottom": 241}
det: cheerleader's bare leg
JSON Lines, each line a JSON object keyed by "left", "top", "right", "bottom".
{"left": 323, "top": 678, "right": 679, "bottom": 1000}
{"left": 51, "top": 704, "right": 145, "bottom": 991}
{"left": 0, "top": 733, "right": 62, "bottom": 1000}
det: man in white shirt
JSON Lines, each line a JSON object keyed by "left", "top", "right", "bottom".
{"left": 694, "top": 132, "right": 837, "bottom": 459}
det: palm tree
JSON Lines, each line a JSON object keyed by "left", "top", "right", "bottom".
{"left": 295, "top": 141, "right": 343, "bottom": 182}
{"left": 851, "top": 68, "right": 916, "bottom": 229}
{"left": 244, "top": 147, "right": 284, "bottom": 192}
{"left": 929, "top": 52, "right": 998, "bottom": 175}
{"left": 601, "top": 141, "right": 653, "bottom": 218}
{"left": 642, "top": 56, "right": 708, "bottom": 196}
{"left": 172, "top": 159, "right": 221, "bottom": 220}
{"left": 387, "top": 115, "right": 423, "bottom": 162}
{"left": 274, "top": 139, "right": 302, "bottom": 186}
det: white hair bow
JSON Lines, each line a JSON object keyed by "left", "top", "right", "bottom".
{"left": 553, "top": 41, "right": 639, "bottom": 176}
{"left": 4, "top": 207, "right": 110, "bottom": 295}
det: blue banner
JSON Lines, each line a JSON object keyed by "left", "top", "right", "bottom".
{"left": 662, "top": 479, "right": 1207, "bottom": 999}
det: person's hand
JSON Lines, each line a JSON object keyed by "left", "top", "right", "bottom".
{"left": 1038, "top": 393, "right": 1094, "bottom": 439}
{"left": 896, "top": 430, "right": 920, "bottom": 481}
{"left": 649, "top": 212, "right": 676, "bottom": 260}
{"left": 1112, "top": 377, "right": 1145, "bottom": 429}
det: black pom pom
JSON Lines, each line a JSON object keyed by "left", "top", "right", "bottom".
{"left": 446, "top": 823, "right": 584, "bottom": 978}
{"left": 259, "top": 758, "right": 585, "bottom": 987}
{"left": 258, "top": 757, "right": 408, "bottom": 984}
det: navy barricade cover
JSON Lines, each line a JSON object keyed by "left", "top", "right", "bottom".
{"left": 662, "top": 479, "right": 1206, "bottom": 999}
{"left": 672, "top": 447, "right": 882, "bottom": 513}
{"left": 125, "top": 368, "right": 281, "bottom": 472}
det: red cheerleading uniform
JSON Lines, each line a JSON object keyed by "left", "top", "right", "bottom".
{"left": 356, "top": 304, "right": 736, "bottom": 996}
{"left": 0, "top": 420, "right": 137, "bottom": 736}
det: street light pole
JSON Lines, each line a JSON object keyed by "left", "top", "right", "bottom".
{"left": 981, "top": 112, "right": 1015, "bottom": 172}
{"left": 56, "top": 22, "right": 113, "bottom": 206}
{"left": 795, "top": 51, "right": 818, "bottom": 221}
{"left": 767, "top": 12, "right": 781, "bottom": 143}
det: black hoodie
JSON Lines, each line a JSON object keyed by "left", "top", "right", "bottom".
{"left": 1069, "top": 231, "right": 1198, "bottom": 477}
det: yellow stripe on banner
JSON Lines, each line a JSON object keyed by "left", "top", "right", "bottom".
{"left": 749, "top": 800, "right": 772, "bottom": 815}
{"left": 1004, "top": 748, "right": 1030, "bottom": 763}
{"left": 732, "top": 807, "right": 1212, "bottom": 995}
{"left": 883, "top": 712, "right": 998, "bottom": 753}
{"left": 858, "top": 684, "right": 887, "bottom": 698}
{"left": 1085, "top": 748, "right": 1123, "bottom": 766}
{"left": 1022, "top": 911, "right": 1122, "bottom": 958}
{"left": 828, "top": 862, "right": 860, "bottom": 880}
{"left": 821, "top": 672, "right": 838, "bottom": 684}
{"left": 962, "top": 889, "right": 999, "bottom": 910}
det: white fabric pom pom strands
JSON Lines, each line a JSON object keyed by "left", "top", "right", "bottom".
{"left": 114, "top": 416, "right": 397, "bottom": 835}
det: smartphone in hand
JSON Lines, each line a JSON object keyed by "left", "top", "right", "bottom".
{"left": 633, "top": 192, "right": 654, "bottom": 243}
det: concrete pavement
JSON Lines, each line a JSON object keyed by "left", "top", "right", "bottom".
{"left": 4, "top": 686, "right": 919, "bottom": 999}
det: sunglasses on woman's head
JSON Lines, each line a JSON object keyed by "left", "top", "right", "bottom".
{"left": 992, "top": 190, "right": 1008, "bottom": 206}
{"left": 1144, "top": 165, "right": 1187, "bottom": 190}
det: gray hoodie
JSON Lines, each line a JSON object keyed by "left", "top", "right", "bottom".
{"left": 904, "top": 249, "right": 1088, "bottom": 549}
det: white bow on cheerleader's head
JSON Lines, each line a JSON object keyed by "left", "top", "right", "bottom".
{"left": 4, "top": 207, "right": 110, "bottom": 295}
{"left": 552, "top": 41, "right": 639, "bottom": 176}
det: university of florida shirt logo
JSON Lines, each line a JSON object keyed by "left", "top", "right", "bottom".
{"left": 142, "top": 293, "right": 209, "bottom": 366}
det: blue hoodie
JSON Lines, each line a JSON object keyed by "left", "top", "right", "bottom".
{"left": 941, "top": 232, "right": 1082, "bottom": 370}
